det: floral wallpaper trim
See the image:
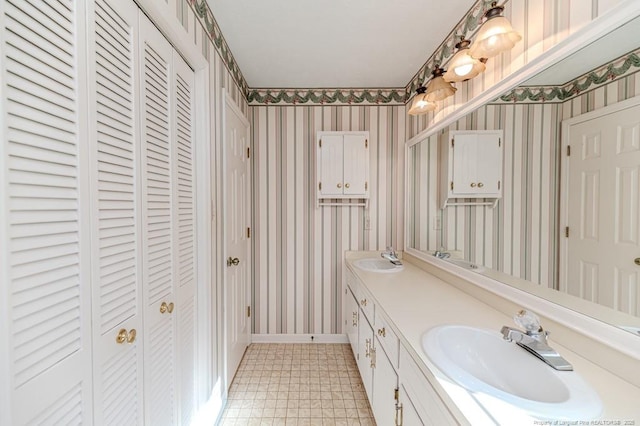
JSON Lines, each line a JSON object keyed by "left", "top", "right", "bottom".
{"left": 189, "top": 0, "right": 249, "bottom": 94}
{"left": 497, "top": 49, "right": 640, "bottom": 103}
{"left": 247, "top": 88, "right": 408, "bottom": 105}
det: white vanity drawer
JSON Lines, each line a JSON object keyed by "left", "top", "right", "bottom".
{"left": 374, "top": 310, "right": 399, "bottom": 368}
{"left": 357, "top": 284, "right": 375, "bottom": 324}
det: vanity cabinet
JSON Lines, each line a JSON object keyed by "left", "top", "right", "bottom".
{"left": 439, "top": 130, "right": 503, "bottom": 208}
{"left": 317, "top": 131, "right": 369, "bottom": 199}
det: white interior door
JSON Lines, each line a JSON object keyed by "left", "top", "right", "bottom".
{"left": 87, "top": 0, "right": 144, "bottom": 424}
{"left": 563, "top": 100, "right": 640, "bottom": 315}
{"left": 223, "top": 94, "right": 251, "bottom": 389}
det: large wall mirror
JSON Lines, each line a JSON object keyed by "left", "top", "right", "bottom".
{"left": 407, "top": 14, "right": 640, "bottom": 336}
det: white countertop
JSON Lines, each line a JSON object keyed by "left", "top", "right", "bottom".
{"left": 345, "top": 251, "right": 640, "bottom": 425}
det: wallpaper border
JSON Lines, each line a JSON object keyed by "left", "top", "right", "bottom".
{"left": 247, "top": 88, "right": 408, "bottom": 106}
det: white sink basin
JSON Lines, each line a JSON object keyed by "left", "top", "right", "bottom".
{"left": 353, "top": 258, "right": 403, "bottom": 272}
{"left": 422, "top": 325, "right": 602, "bottom": 420}
{"left": 445, "top": 257, "right": 485, "bottom": 272}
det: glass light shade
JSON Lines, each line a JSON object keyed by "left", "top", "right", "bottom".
{"left": 408, "top": 91, "right": 436, "bottom": 115}
{"left": 469, "top": 15, "right": 522, "bottom": 59}
{"left": 443, "top": 49, "right": 486, "bottom": 82}
{"left": 425, "top": 75, "right": 456, "bottom": 102}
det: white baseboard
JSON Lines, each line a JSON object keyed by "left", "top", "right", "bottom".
{"left": 251, "top": 334, "right": 349, "bottom": 344}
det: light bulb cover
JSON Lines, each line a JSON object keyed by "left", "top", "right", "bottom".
{"left": 443, "top": 37, "right": 487, "bottom": 82}
{"left": 468, "top": 2, "right": 521, "bottom": 59}
{"left": 408, "top": 86, "right": 436, "bottom": 115}
{"left": 425, "top": 67, "right": 457, "bottom": 101}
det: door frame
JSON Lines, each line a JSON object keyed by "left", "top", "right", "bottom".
{"left": 221, "top": 91, "right": 251, "bottom": 393}
{"left": 559, "top": 95, "right": 640, "bottom": 292}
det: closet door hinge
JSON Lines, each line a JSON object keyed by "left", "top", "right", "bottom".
{"left": 451, "top": 138, "right": 455, "bottom": 148}
{"left": 365, "top": 182, "right": 368, "bottom": 191}
{"left": 247, "top": 306, "right": 251, "bottom": 317}
{"left": 450, "top": 181, "right": 454, "bottom": 191}
{"left": 499, "top": 138, "right": 501, "bottom": 147}
{"left": 498, "top": 180, "right": 501, "bottom": 190}
{"left": 247, "top": 147, "right": 250, "bottom": 158}
{"left": 565, "top": 226, "right": 570, "bottom": 238}
{"left": 567, "top": 145, "right": 571, "bottom": 156}
{"left": 365, "top": 139, "right": 368, "bottom": 148}
{"left": 319, "top": 182, "right": 322, "bottom": 191}
{"left": 319, "top": 139, "right": 322, "bottom": 148}
{"left": 247, "top": 227, "right": 251, "bottom": 238}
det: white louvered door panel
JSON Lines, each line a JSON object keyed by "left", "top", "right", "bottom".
{"left": 86, "top": 0, "right": 143, "bottom": 424}
{"left": 140, "top": 14, "right": 177, "bottom": 426}
{"left": 0, "top": 0, "right": 92, "bottom": 424}
{"left": 173, "top": 52, "right": 197, "bottom": 426}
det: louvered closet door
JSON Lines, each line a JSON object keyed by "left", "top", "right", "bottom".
{"left": 139, "top": 13, "right": 177, "bottom": 426}
{"left": 0, "top": 0, "right": 93, "bottom": 424}
{"left": 172, "top": 52, "right": 197, "bottom": 426}
{"left": 87, "top": 0, "right": 144, "bottom": 424}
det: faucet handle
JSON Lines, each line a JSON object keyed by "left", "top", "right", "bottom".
{"left": 514, "top": 310, "right": 542, "bottom": 333}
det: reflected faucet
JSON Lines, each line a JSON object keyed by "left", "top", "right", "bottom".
{"left": 501, "top": 310, "right": 573, "bottom": 371}
{"left": 381, "top": 247, "right": 402, "bottom": 265}
{"left": 433, "top": 250, "right": 451, "bottom": 259}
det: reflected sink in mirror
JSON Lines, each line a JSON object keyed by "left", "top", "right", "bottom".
{"left": 445, "top": 257, "right": 485, "bottom": 273}
{"left": 353, "top": 258, "right": 403, "bottom": 273}
{"left": 422, "top": 325, "right": 602, "bottom": 420}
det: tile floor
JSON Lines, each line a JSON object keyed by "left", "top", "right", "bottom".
{"left": 217, "top": 343, "right": 376, "bottom": 426}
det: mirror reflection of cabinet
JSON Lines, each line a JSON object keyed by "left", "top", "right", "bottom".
{"left": 439, "top": 130, "right": 503, "bottom": 208}
{"left": 317, "top": 131, "right": 369, "bottom": 199}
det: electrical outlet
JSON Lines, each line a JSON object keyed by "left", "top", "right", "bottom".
{"left": 433, "top": 216, "right": 442, "bottom": 230}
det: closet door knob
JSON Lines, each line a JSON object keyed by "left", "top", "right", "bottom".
{"left": 470, "top": 183, "right": 476, "bottom": 188}
{"left": 337, "top": 183, "right": 342, "bottom": 188}
{"left": 345, "top": 183, "right": 350, "bottom": 189}
{"left": 360, "top": 299, "right": 367, "bottom": 306}
{"left": 160, "top": 302, "right": 168, "bottom": 314}
{"left": 127, "top": 329, "right": 137, "bottom": 343}
{"left": 167, "top": 302, "right": 174, "bottom": 314}
{"left": 478, "top": 182, "right": 484, "bottom": 188}
{"left": 635, "top": 258, "right": 640, "bottom": 266}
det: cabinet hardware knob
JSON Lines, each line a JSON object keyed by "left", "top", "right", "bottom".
{"left": 337, "top": 183, "right": 342, "bottom": 188}
{"left": 377, "top": 327, "right": 386, "bottom": 337}
{"left": 345, "top": 183, "right": 350, "bottom": 189}
{"left": 127, "top": 329, "right": 137, "bottom": 343}
{"left": 635, "top": 258, "right": 640, "bottom": 266}
{"left": 160, "top": 302, "right": 168, "bottom": 314}
{"left": 116, "top": 328, "right": 128, "bottom": 344}
{"left": 360, "top": 299, "right": 367, "bottom": 306}
{"left": 227, "top": 257, "right": 240, "bottom": 266}
{"left": 478, "top": 182, "right": 484, "bottom": 188}
{"left": 167, "top": 302, "right": 174, "bottom": 314}
{"left": 470, "top": 183, "right": 476, "bottom": 188}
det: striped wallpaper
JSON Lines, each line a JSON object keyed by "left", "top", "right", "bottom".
{"left": 408, "top": 69, "right": 640, "bottom": 289}
{"left": 249, "top": 105, "right": 405, "bottom": 334}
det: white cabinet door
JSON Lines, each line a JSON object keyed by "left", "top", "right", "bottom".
{"left": 345, "top": 285, "right": 359, "bottom": 359}
{"left": 172, "top": 51, "right": 197, "bottom": 426}
{"left": 357, "top": 316, "right": 374, "bottom": 402}
{"left": 371, "top": 344, "right": 398, "bottom": 426}
{"left": 0, "top": 0, "right": 93, "bottom": 424}
{"left": 140, "top": 14, "right": 177, "bottom": 426}
{"left": 399, "top": 385, "right": 425, "bottom": 426}
{"left": 475, "top": 132, "right": 502, "bottom": 195}
{"left": 87, "top": 0, "right": 144, "bottom": 424}
{"left": 318, "top": 134, "right": 344, "bottom": 196}
{"left": 343, "top": 134, "right": 368, "bottom": 195}
{"left": 451, "top": 132, "right": 502, "bottom": 196}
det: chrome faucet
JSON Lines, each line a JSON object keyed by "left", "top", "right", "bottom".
{"left": 433, "top": 250, "right": 451, "bottom": 259}
{"left": 381, "top": 247, "right": 402, "bottom": 265}
{"left": 500, "top": 310, "right": 573, "bottom": 371}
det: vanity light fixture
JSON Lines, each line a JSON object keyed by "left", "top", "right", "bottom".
{"left": 408, "top": 86, "right": 436, "bottom": 115}
{"left": 468, "top": 1, "right": 522, "bottom": 59}
{"left": 425, "top": 66, "right": 457, "bottom": 102}
{"left": 443, "top": 37, "right": 487, "bottom": 82}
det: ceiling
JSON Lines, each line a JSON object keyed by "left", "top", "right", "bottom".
{"left": 206, "top": 0, "right": 478, "bottom": 89}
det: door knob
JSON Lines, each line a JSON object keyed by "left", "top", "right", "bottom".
{"left": 127, "top": 329, "right": 137, "bottom": 343}
{"left": 160, "top": 301, "right": 168, "bottom": 314}
{"left": 227, "top": 257, "right": 240, "bottom": 266}
{"left": 167, "top": 302, "right": 174, "bottom": 314}
{"left": 635, "top": 258, "right": 640, "bottom": 266}
{"left": 478, "top": 182, "right": 484, "bottom": 188}
{"left": 345, "top": 183, "right": 350, "bottom": 189}
{"left": 337, "top": 183, "right": 342, "bottom": 188}
{"left": 470, "top": 183, "right": 476, "bottom": 188}
{"left": 116, "top": 328, "right": 128, "bottom": 344}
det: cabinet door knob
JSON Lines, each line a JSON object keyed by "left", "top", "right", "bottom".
{"left": 377, "top": 327, "right": 386, "bottom": 337}
{"left": 360, "top": 299, "right": 367, "bottom": 306}
{"left": 167, "top": 302, "right": 174, "bottom": 314}
{"left": 160, "top": 302, "right": 168, "bottom": 314}
{"left": 116, "top": 328, "right": 128, "bottom": 344}
{"left": 127, "top": 329, "right": 137, "bottom": 343}
{"left": 478, "top": 182, "right": 484, "bottom": 188}
{"left": 345, "top": 183, "right": 350, "bottom": 189}
{"left": 337, "top": 183, "right": 342, "bottom": 188}
{"left": 635, "top": 258, "right": 640, "bottom": 266}
{"left": 470, "top": 183, "right": 476, "bottom": 188}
